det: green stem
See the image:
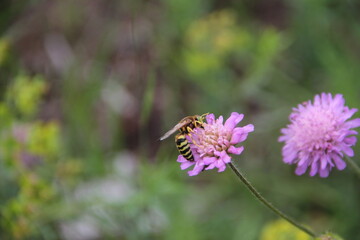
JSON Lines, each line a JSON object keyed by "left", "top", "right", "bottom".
{"left": 344, "top": 156, "right": 360, "bottom": 179}
{"left": 228, "top": 162, "right": 316, "bottom": 238}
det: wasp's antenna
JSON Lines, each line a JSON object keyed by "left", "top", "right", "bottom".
{"left": 200, "top": 112, "right": 209, "bottom": 120}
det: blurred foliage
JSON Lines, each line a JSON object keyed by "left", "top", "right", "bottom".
{"left": 0, "top": 38, "right": 10, "bottom": 65}
{"left": 0, "top": 0, "right": 360, "bottom": 239}
{"left": 259, "top": 219, "right": 312, "bottom": 240}
{"left": 6, "top": 74, "right": 46, "bottom": 118}
{"left": 0, "top": 74, "right": 81, "bottom": 239}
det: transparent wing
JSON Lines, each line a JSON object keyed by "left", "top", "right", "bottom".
{"left": 160, "top": 118, "right": 192, "bottom": 141}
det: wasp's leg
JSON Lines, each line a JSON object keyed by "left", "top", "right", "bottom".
{"left": 186, "top": 126, "right": 194, "bottom": 134}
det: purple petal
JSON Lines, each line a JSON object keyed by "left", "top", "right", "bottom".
{"left": 343, "top": 136, "right": 357, "bottom": 146}
{"left": 340, "top": 109, "right": 358, "bottom": 121}
{"left": 224, "top": 112, "right": 244, "bottom": 131}
{"left": 331, "top": 154, "right": 346, "bottom": 170}
{"left": 188, "top": 162, "right": 204, "bottom": 176}
{"left": 177, "top": 155, "right": 187, "bottom": 163}
{"left": 242, "top": 124, "right": 255, "bottom": 133}
{"left": 342, "top": 145, "right": 354, "bottom": 157}
{"left": 332, "top": 94, "right": 345, "bottom": 108}
{"left": 320, "top": 155, "right": 329, "bottom": 170}
{"left": 217, "top": 162, "right": 226, "bottom": 172}
{"left": 177, "top": 155, "right": 196, "bottom": 170}
{"left": 314, "top": 94, "right": 321, "bottom": 106}
{"left": 345, "top": 118, "right": 360, "bottom": 128}
{"left": 203, "top": 156, "right": 217, "bottom": 165}
{"left": 348, "top": 130, "right": 358, "bottom": 135}
{"left": 309, "top": 161, "right": 319, "bottom": 176}
{"left": 295, "top": 162, "right": 308, "bottom": 175}
{"left": 282, "top": 145, "right": 298, "bottom": 164}
{"left": 181, "top": 161, "right": 195, "bottom": 170}
{"left": 278, "top": 135, "right": 287, "bottom": 142}
{"left": 319, "top": 167, "right": 330, "bottom": 178}
{"left": 230, "top": 130, "right": 246, "bottom": 144}
{"left": 230, "top": 125, "right": 254, "bottom": 144}
{"left": 298, "top": 155, "right": 309, "bottom": 166}
{"left": 280, "top": 128, "right": 290, "bottom": 134}
{"left": 221, "top": 152, "right": 231, "bottom": 163}
{"left": 327, "top": 93, "right": 333, "bottom": 103}
{"left": 321, "top": 93, "right": 328, "bottom": 106}
{"left": 188, "top": 170, "right": 200, "bottom": 176}
{"left": 228, "top": 146, "right": 244, "bottom": 155}
{"left": 205, "top": 162, "right": 216, "bottom": 170}
{"left": 206, "top": 114, "right": 215, "bottom": 124}
{"left": 191, "top": 147, "right": 202, "bottom": 162}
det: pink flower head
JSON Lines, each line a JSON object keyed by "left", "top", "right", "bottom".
{"left": 279, "top": 93, "right": 360, "bottom": 177}
{"left": 177, "top": 112, "right": 254, "bottom": 176}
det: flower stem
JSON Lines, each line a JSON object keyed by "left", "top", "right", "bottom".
{"left": 344, "top": 156, "right": 360, "bottom": 179}
{"left": 228, "top": 162, "right": 316, "bottom": 238}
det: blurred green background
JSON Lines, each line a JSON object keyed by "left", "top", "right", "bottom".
{"left": 1, "top": 0, "right": 360, "bottom": 239}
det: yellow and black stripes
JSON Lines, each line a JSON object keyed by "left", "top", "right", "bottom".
{"left": 175, "top": 134, "right": 194, "bottom": 161}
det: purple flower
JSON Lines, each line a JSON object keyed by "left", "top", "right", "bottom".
{"left": 279, "top": 93, "right": 360, "bottom": 177}
{"left": 177, "top": 112, "right": 254, "bottom": 176}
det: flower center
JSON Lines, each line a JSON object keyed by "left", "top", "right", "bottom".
{"left": 293, "top": 107, "right": 339, "bottom": 151}
{"left": 193, "top": 123, "right": 231, "bottom": 154}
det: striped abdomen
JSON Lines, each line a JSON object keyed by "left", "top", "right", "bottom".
{"left": 175, "top": 134, "right": 194, "bottom": 161}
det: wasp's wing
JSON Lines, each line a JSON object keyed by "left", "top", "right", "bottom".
{"left": 160, "top": 118, "right": 192, "bottom": 141}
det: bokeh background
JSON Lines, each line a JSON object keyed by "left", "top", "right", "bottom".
{"left": 1, "top": 0, "right": 360, "bottom": 239}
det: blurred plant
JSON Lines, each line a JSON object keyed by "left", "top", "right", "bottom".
{"left": 59, "top": 153, "right": 197, "bottom": 240}
{"left": 6, "top": 74, "right": 47, "bottom": 118}
{"left": 184, "top": 10, "right": 250, "bottom": 79}
{"left": 259, "top": 219, "right": 312, "bottom": 240}
{"left": 0, "top": 38, "right": 9, "bottom": 66}
{"left": 0, "top": 74, "right": 81, "bottom": 239}
{"left": 179, "top": 8, "right": 287, "bottom": 113}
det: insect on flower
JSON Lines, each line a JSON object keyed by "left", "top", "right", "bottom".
{"left": 160, "top": 113, "right": 209, "bottom": 161}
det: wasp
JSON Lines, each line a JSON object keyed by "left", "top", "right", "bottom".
{"left": 160, "top": 113, "right": 208, "bottom": 161}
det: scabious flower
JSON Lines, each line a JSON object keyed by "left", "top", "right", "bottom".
{"left": 279, "top": 93, "right": 360, "bottom": 177}
{"left": 177, "top": 112, "right": 254, "bottom": 176}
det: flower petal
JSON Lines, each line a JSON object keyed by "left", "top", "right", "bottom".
{"left": 345, "top": 118, "right": 360, "bottom": 128}
{"left": 203, "top": 156, "right": 216, "bottom": 165}
{"left": 188, "top": 161, "right": 204, "bottom": 176}
{"left": 224, "top": 112, "right": 244, "bottom": 131}
{"left": 228, "top": 146, "right": 244, "bottom": 155}
{"left": 295, "top": 162, "right": 308, "bottom": 175}
{"left": 331, "top": 154, "right": 346, "bottom": 170}
{"left": 342, "top": 145, "right": 354, "bottom": 157}
{"left": 205, "top": 163, "right": 216, "bottom": 170}
{"left": 221, "top": 152, "right": 231, "bottom": 163}
{"left": 217, "top": 162, "right": 226, "bottom": 172}
{"left": 177, "top": 155, "right": 187, "bottom": 163}
{"left": 309, "top": 161, "right": 319, "bottom": 176}
{"left": 320, "top": 155, "right": 329, "bottom": 170}
{"left": 206, "top": 114, "right": 215, "bottom": 124}
{"left": 319, "top": 167, "right": 330, "bottom": 178}
{"left": 230, "top": 125, "right": 254, "bottom": 144}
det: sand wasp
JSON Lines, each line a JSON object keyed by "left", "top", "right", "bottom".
{"left": 160, "top": 113, "right": 208, "bottom": 161}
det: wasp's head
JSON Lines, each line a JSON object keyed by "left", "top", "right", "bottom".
{"left": 195, "top": 113, "right": 209, "bottom": 124}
